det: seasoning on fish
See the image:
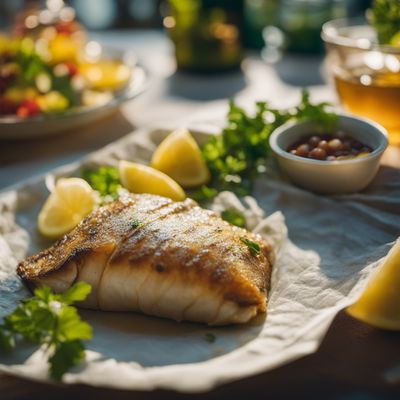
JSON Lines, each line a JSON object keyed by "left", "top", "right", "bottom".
{"left": 17, "top": 194, "right": 275, "bottom": 325}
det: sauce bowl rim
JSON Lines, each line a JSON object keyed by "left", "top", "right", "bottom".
{"left": 269, "top": 113, "right": 388, "bottom": 166}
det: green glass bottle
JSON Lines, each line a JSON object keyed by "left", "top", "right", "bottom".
{"left": 244, "top": 0, "right": 280, "bottom": 49}
{"left": 279, "top": 0, "right": 347, "bottom": 54}
{"left": 165, "top": 0, "right": 244, "bottom": 73}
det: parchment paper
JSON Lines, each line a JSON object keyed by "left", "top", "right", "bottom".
{"left": 0, "top": 126, "right": 399, "bottom": 392}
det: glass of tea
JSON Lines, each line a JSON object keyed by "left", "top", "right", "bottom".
{"left": 322, "top": 18, "right": 400, "bottom": 145}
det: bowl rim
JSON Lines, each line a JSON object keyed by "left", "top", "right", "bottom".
{"left": 321, "top": 17, "right": 400, "bottom": 54}
{"left": 269, "top": 113, "right": 388, "bottom": 166}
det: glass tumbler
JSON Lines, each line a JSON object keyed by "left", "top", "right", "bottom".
{"left": 322, "top": 18, "right": 400, "bottom": 146}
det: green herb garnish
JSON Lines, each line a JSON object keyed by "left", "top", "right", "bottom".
{"left": 130, "top": 218, "right": 141, "bottom": 228}
{"left": 295, "top": 90, "right": 338, "bottom": 127}
{"left": 221, "top": 208, "right": 246, "bottom": 228}
{"left": 189, "top": 185, "right": 219, "bottom": 203}
{"left": 204, "top": 332, "right": 217, "bottom": 343}
{"left": 0, "top": 282, "right": 93, "bottom": 380}
{"left": 82, "top": 166, "right": 121, "bottom": 203}
{"left": 14, "top": 38, "right": 78, "bottom": 106}
{"left": 368, "top": 0, "right": 400, "bottom": 45}
{"left": 240, "top": 237, "right": 261, "bottom": 256}
{"left": 191, "top": 90, "right": 337, "bottom": 202}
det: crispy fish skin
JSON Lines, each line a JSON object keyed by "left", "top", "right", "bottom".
{"left": 17, "top": 194, "right": 274, "bottom": 325}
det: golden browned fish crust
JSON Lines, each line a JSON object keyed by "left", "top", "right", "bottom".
{"left": 17, "top": 194, "right": 274, "bottom": 325}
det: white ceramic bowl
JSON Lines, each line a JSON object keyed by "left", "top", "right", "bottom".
{"left": 0, "top": 45, "right": 148, "bottom": 139}
{"left": 269, "top": 114, "right": 388, "bottom": 194}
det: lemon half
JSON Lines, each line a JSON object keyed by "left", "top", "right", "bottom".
{"left": 347, "top": 239, "right": 400, "bottom": 330}
{"left": 151, "top": 129, "right": 210, "bottom": 188}
{"left": 38, "top": 178, "right": 96, "bottom": 239}
{"left": 119, "top": 160, "right": 186, "bottom": 201}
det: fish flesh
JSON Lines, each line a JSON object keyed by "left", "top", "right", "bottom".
{"left": 17, "top": 194, "right": 274, "bottom": 325}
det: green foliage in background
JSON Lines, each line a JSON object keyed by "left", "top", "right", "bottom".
{"left": 369, "top": 0, "right": 400, "bottom": 45}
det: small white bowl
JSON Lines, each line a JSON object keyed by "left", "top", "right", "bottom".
{"left": 269, "top": 114, "right": 388, "bottom": 194}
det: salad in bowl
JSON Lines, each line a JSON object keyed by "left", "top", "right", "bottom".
{"left": 0, "top": 2, "right": 147, "bottom": 138}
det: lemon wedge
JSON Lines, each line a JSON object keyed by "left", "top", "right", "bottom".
{"left": 119, "top": 160, "right": 186, "bottom": 201}
{"left": 347, "top": 239, "right": 400, "bottom": 330}
{"left": 38, "top": 178, "right": 96, "bottom": 239}
{"left": 151, "top": 128, "right": 210, "bottom": 188}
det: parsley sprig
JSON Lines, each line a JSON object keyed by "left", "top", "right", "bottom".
{"left": 130, "top": 218, "right": 141, "bottom": 228}
{"left": 221, "top": 208, "right": 246, "bottom": 228}
{"left": 81, "top": 91, "right": 336, "bottom": 205}
{"left": 0, "top": 282, "right": 93, "bottom": 380}
{"left": 204, "top": 332, "right": 217, "bottom": 343}
{"left": 191, "top": 90, "right": 337, "bottom": 202}
{"left": 240, "top": 237, "right": 261, "bottom": 256}
{"left": 82, "top": 166, "right": 122, "bottom": 203}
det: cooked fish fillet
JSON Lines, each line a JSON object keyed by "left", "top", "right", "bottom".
{"left": 17, "top": 194, "right": 274, "bottom": 325}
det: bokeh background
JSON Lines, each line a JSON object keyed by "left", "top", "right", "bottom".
{"left": 1, "top": 0, "right": 371, "bottom": 55}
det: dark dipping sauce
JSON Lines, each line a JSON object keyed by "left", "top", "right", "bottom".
{"left": 287, "top": 131, "right": 373, "bottom": 161}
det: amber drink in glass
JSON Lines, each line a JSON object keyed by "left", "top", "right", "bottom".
{"left": 322, "top": 19, "right": 400, "bottom": 145}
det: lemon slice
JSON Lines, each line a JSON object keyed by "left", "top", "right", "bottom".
{"left": 38, "top": 178, "right": 96, "bottom": 239}
{"left": 48, "top": 34, "right": 81, "bottom": 63}
{"left": 151, "top": 129, "right": 210, "bottom": 188}
{"left": 347, "top": 239, "right": 400, "bottom": 330}
{"left": 79, "top": 60, "right": 131, "bottom": 90}
{"left": 37, "top": 91, "right": 69, "bottom": 113}
{"left": 119, "top": 160, "right": 186, "bottom": 201}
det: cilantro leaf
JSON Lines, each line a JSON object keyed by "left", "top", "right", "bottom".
{"left": 81, "top": 166, "right": 121, "bottom": 203}
{"left": 0, "top": 282, "right": 93, "bottom": 380}
{"left": 60, "top": 281, "right": 92, "bottom": 305}
{"left": 204, "top": 332, "right": 216, "bottom": 343}
{"left": 295, "top": 89, "right": 338, "bottom": 129}
{"left": 34, "top": 285, "right": 53, "bottom": 302}
{"left": 4, "top": 299, "right": 53, "bottom": 343}
{"left": 129, "top": 218, "right": 141, "bottom": 228}
{"left": 0, "top": 326, "right": 15, "bottom": 351}
{"left": 221, "top": 208, "right": 246, "bottom": 228}
{"left": 49, "top": 340, "right": 85, "bottom": 381}
{"left": 240, "top": 237, "right": 261, "bottom": 256}
{"left": 57, "top": 306, "right": 93, "bottom": 342}
{"left": 188, "top": 185, "right": 218, "bottom": 203}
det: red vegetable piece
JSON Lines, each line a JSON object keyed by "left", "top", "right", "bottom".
{"left": 65, "top": 61, "right": 78, "bottom": 76}
{"left": 16, "top": 99, "right": 41, "bottom": 118}
{"left": 0, "top": 97, "right": 19, "bottom": 115}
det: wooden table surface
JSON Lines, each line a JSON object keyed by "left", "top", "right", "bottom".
{"left": 1, "top": 308, "right": 400, "bottom": 400}
{"left": 1, "top": 31, "right": 399, "bottom": 400}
